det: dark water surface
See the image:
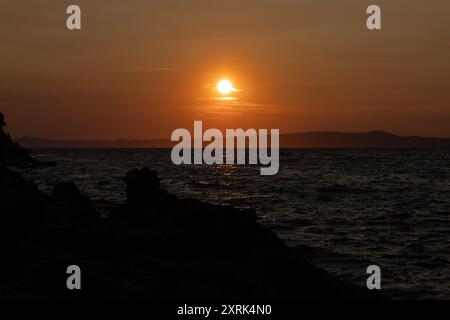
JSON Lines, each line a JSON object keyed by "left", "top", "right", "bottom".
{"left": 17, "top": 149, "right": 450, "bottom": 299}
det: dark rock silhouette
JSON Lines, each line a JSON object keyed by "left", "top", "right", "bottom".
{"left": 51, "top": 181, "right": 99, "bottom": 220}
{"left": 0, "top": 112, "right": 56, "bottom": 167}
{"left": 0, "top": 113, "right": 5, "bottom": 127}
{"left": 0, "top": 164, "right": 379, "bottom": 300}
{"left": 124, "top": 168, "right": 166, "bottom": 208}
{"left": 0, "top": 166, "right": 48, "bottom": 240}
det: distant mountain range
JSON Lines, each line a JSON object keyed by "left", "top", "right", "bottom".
{"left": 281, "top": 131, "right": 450, "bottom": 148}
{"left": 17, "top": 131, "right": 450, "bottom": 148}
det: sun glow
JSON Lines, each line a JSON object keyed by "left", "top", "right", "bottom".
{"left": 217, "top": 79, "right": 236, "bottom": 95}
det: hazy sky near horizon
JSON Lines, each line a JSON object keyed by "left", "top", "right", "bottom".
{"left": 1, "top": 0, "right": 449, "bottom": 139}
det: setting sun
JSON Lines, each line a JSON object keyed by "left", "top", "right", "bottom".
{"left": 217, "top": 79, "right": 235, "bottom": 95}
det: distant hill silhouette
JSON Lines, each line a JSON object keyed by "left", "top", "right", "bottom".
{"left": 17, "top": 130, "right": 450, "bottom": 149}
{"left": 281, "top": 130, "right": 450, "bottom": 148}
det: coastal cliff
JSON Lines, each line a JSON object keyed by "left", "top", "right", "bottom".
{"left": 0, "top": 113, "right": 35, "bottom": 165}
{"left": 0, "top": 113, "right": 55, "bottom": 166}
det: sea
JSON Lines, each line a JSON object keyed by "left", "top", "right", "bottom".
{"left": 16, "top": 149, "right": 450, "bottom": 300}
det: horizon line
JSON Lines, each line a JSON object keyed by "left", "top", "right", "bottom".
{"left": 15, "top": 130, "right": 450, "bottom": 142}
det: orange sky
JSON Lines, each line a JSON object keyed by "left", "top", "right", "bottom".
{"left": 1, "top": 0, "right": 450, "bottom": 139}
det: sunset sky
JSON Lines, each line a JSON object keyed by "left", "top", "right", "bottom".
{"left": 1, "top": 0, "right": 449, "bottom": 139}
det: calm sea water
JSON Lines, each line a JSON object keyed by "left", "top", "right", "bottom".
{"left": 17, "top": 149, "right": 450, "bottom": 299}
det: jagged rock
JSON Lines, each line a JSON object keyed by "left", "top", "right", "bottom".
{"left": 125, "top": 167, "right": 163, "bottom": 205}
{"left": 110, "top": 167, "right": 175, "bottom": 221}
{"left": 0, "top": 165, "right": 380, "bottom": 300}
{"left": 0, "top": 166, "right": 47, "bottom": 240}
{"left": 51, "top": 181, "right": 99, "bottom": 220}
{"left": 114, "top": 168, "right": 294, "bottom": 258}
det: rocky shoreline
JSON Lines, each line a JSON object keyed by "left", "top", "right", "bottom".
{"left": 0, "top": 112, "right": 378, "bottom": 300}
{"left": 0, "top": 164, "right": 380, "bottom": 299}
